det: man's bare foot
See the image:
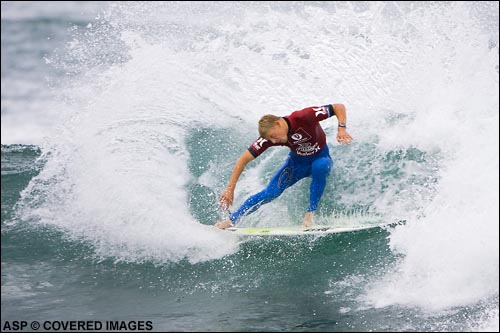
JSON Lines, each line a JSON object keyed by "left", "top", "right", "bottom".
{"left": 302, "top": 212, "right": 315, "bottom": 228}
{"left": 215, "top": 219, "right": 233, "bottom": 229}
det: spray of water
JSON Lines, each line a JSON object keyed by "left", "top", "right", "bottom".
{"left": 14, "top": 4, "right": 498, "bottom": 325}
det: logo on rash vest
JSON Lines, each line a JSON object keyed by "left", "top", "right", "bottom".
{"left": 313, "top": 106, "right": 328, "bottom": 117}
{"left": 296, "top": 142, "right": 321, "bottom": 156}
{"left": 289, "top": 128, "right": 312, "bottom": 144}
{"left": 252, "top": 137, "right": 268, "bottom": 151}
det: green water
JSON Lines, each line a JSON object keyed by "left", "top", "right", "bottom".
{"left": 2, "top": 144, "right": 496, "bottom": 331}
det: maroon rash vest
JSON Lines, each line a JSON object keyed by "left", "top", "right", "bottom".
{"left": 248, "top": 104, "right": 335, "bottom": 158}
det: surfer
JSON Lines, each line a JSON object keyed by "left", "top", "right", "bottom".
{"left": 215, "top": 104, "right": 353, "bottom": 229}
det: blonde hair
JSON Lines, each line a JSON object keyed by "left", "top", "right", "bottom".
{"left": 258, "top": 114, "right": 280, "bottom": 138}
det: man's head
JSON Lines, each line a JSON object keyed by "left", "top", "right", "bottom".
{"left": 259, "top": 115, "right": 288, "bottom": 144}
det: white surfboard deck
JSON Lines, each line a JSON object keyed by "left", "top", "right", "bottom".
{"left": 226, "top": 222, "right": 394, "bottom": 236}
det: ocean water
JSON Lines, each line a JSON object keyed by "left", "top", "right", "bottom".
{"left": 1, "top": 1, "right": 498, "bottom": 331}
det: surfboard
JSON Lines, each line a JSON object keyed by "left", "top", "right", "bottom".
{"left": 226, "top": 221, "right": 395, "bottom": 236}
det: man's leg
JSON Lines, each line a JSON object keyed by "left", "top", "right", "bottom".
{"left": 302, "top": 155, "right": 332, "bottom": 227}
{"left": 229, "top": 156, "right": 304, "bottom": 224}
{"left": 308, "top": 156, "right": 333, "bottom": 213}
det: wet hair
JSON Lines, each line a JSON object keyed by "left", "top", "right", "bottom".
{"left": 258, "top": 114, "right": 280, "bottom": 138}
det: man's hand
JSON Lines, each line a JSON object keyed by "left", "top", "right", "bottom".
{"left": 219, "top": 188, "right": 234, "bottom": 211}
{"left": 336, "top": 128, "right": 353, "bottom": 145}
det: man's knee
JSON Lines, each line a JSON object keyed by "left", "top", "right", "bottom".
{"left": 263, "top": 187, "right": 283, "bottom": 201}
{"left": 312, "top": 158, "right": 332, "bottom": 176}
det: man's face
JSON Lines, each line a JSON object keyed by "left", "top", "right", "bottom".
{"left": 265, "top": 121, "right": 288, "bottom": 144}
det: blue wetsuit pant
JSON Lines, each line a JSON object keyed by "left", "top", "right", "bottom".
{"left": 229, "top": 145, "right": 333, "bottom": 224}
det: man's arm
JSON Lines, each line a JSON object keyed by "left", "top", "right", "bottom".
{"left": 219, "top": 150, "right": 255, "bottom": 210}
{"left": 331, "top": 103, "right": 353, "bottom": 144}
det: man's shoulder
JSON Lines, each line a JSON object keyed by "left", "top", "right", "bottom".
{"left": 248, "top": 136, "right": 275, "bottom": 157}
{"left": 288, "top": 106, "right": 321, "bottom": 120}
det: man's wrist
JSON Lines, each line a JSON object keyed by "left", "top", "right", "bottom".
{"left": 338, "top": 122, "right": 347, "bottom": 128}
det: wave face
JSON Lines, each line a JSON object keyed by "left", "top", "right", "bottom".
{"left": 3, "top": 1, "right": 498, "bottom": 331}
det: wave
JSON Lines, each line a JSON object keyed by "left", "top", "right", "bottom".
{"left": 9, "top": 2, "right": 498, "bottom": 325}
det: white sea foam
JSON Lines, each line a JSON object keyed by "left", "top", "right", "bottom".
{"left": 12, "top": 3, "right": 499, "bottom": 325}
{"left": 354, "top": 2, "right": 499, "bottom": 323}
